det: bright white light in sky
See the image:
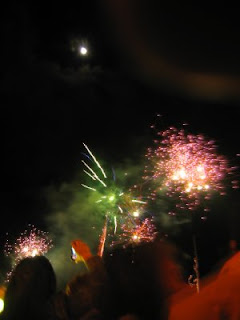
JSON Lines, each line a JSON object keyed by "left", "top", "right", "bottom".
{"left": 79, "top": 46, "right": 88, "bottom": 55}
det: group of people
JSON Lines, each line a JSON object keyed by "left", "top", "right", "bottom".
{"left": 0, "top": 237, "right": 240, "bottom": 320}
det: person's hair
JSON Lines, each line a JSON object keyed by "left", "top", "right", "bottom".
{"left": 1, "top": 255, "right": 56, "bottom": 320}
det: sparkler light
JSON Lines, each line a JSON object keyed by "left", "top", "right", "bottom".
{"left": 4, "top": 225, "right": 53, "bottom": 281}
{"left": 144, "top": 126, "right": 237, "bottom": 213}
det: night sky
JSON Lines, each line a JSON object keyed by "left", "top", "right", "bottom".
{"left": 1, "top": 1, "right": 240, "bottom": 285}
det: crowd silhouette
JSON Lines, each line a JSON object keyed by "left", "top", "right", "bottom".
{"left": 0, "top": 237, "right": 240, "bottom": 320}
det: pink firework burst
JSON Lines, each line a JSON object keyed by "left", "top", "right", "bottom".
{"left": 4, "top": 224, "right": 53, "bottom": 280}
{"left": 144, "top": 126, "right": 237, "bottom": 212}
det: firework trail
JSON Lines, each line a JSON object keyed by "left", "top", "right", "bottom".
{"left": 97, "top": 216, "right": 108, "bottom": 257}
{"left": 4, "top": 224, "right": 53, "bottom": 281}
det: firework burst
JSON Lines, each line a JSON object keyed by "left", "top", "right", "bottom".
{"left": 4, "top": 225, "right": 53, "bottom": 281}
{"left": 81, "top": 143, "right": 155, "bottom": 250}
{"left": 81, "top": 143, "right": 147, "bottom": 220}
{"left": 110, "top": 217, "right": 158, "bottom": 248}
{"left": 144, "top": 126, "right": 237, "bottom": 213}
{"left": 81, "top": 142, "right": 122, "bottom": 221}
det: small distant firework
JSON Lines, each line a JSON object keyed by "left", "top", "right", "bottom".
{"left": 4, "top": 225, "right": 53, "bottom": 281}
{"left": 144, "top": 126, "right": 237, "bottom": 213}
{"left": 111, "top": 217, "right": 158, "bottom": 248}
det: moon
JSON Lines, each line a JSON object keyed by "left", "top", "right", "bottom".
{"left": 79, "top": 46, "right": 88, "bottom": 55}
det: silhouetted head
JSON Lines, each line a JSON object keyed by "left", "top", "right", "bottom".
{"left": 1, "top": 255, "right": 56, "bottom": 320}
